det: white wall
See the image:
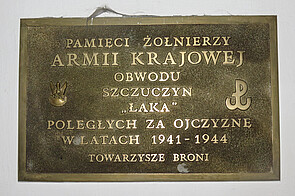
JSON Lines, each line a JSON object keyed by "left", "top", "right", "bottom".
{"left": 0, "top": 0, "right": 294, "bottom": 195}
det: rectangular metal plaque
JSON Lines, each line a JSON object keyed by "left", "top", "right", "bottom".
{"left": 19, "top": 16, "right": 280, "bottom": 181}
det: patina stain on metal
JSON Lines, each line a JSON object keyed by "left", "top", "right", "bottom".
{"left": 18, "top": 16, "right": 280, "bottom": 181}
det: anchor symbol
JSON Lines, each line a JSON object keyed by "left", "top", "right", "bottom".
{"left": 226, "top": 79, "right": 251, "bottom": 110}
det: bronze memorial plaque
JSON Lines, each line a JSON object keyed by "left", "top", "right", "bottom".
{"left": 18, "top": 16, "right": 280, "bottom": 181}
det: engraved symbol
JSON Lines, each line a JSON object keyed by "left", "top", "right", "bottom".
{"left": 226, "top": 79, "right": 251, "bottom": 110}
{"left": 49, "top": 82, "right": 67, "bottom": 107}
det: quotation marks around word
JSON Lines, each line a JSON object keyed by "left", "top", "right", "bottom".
{"left": 172, "top": 101, "right": 178, "bottom": 106}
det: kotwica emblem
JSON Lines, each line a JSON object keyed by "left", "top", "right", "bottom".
{"left": 226, "top": 79, "right": 251, "bottom": 110}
